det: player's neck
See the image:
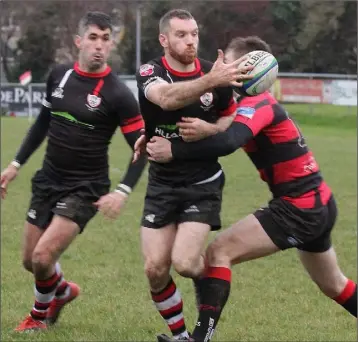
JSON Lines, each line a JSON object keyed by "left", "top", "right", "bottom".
{"left": 163, "top": 54, "right": 196, "bottom": 73}
{"left": 77, "top": 61, "right": 108, "bottom": 74}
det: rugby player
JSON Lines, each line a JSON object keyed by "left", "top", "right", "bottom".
{"left": 145, "top": 36, "right": 357, "bottom": 342}
{"left": 1, "top": 11, "right": 146, "bottom": 332}
{"left": 135, "top": 9, "right": 253, "bottom": 341}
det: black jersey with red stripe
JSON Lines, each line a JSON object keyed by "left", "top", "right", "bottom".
{"left": 171, "top": 91, "right": 331, "bottom": 208}
{"left": 136, "top": 56, "right": 236, "bottom": 185}
{"left": 37, "top": 62, "right": 144, "bottom": 182}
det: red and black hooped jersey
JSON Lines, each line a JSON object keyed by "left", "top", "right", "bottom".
{"left": 172, "top": 91, "right": 331, "bottom": 208}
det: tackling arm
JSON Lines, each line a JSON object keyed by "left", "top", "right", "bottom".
{"left": 172, "top": 121, "right": 253, "bottom": 160}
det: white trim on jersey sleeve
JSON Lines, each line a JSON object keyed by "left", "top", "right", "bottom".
{"left": 42, "top": 99, "right": 52, "bottom": 108}
{"left": 143, "top": 76, "right": 168, "bottom": 99}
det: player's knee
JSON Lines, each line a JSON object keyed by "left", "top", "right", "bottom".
{"left": 206, "top": 239, "right": 231, "bottom": 265}
{"left": 31, "top": 248, "right": 54, "bottom": 273}
{"left": 144, "top": 259, "right": 170, "bottom": 284}
{"left": 172, "top": 255, "right": 199, "bottom": 278}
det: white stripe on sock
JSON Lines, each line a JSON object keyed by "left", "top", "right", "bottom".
{"left": 154, "top": 289, "right": 182, "bottom": 311}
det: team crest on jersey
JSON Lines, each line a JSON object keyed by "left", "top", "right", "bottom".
{"left": 86, "top": 94, "right": 101, "bottom": 108}
{"left": 200, "top": 92, "right": 213, "bottom": 111}
{"left": 139, "top": 64, "right": 154, "bottom": 76}
{"left": 200, "top": 92, "right": 213, "bottom": 106}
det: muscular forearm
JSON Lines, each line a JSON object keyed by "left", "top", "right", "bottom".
{"left": 13, "top": 107, "right": 51, "bottom": 166}
{"left": 172, "top": 122, "right": 253, "bottom": 160}
{"left": 159, "top": 74, "right": 216, "bottom": 111}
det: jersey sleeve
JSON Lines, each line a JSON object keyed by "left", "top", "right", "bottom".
{"left": 114, "top": 82, "right": 144, "bottom": 134}
{"left": 215, "top": 86, "right": 237, "bottom": 117}
{"left": 234, "top": 97, "right": 275, "bottom": 136}
{"left": 135, "top": 63, "right": 168, "bottom": 99}
{"left": 13, "top": 70, "right": 54, "bottom": 165}
{"left": 113, "top": 82, "right": 147, "bottom": 190}
{"left": 41, "top": 69, "right": 54, "bottom": 109}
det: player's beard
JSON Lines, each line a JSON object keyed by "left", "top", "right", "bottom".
{"left": 88, "top": 59, "right": 104, "bottom": 72}
{"left": 87, "top": 53, "right": 105, "bottom": 72}
{"left": 168, "top": 42, "right": 197, "bottom": 65}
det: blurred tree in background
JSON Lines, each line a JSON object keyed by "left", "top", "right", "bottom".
{"left": 1, "top": 0, "right": 356, "bottom": 81}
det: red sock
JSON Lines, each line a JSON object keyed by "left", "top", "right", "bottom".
{"left": 333, "top": 279, "right": 357, "bottom": 317}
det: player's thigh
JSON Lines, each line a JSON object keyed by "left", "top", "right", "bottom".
{"left": 141, "top": 224, "right": 177, "bottom": 269}
{"left": 208, "top": 214, "right": 279, "bottom": 266}
{"left": 33, "top": 215, "right": 80, "bottom": 263}
{"left": 141, "top": 181, "right": 178, "bottom": 228}
{"left": 51, "top": 183, "right": 106, "bottom": 233}
{"left": 297, "top": 195, "right": 337, "bottom": 253}
{"left": 172, "top": 222, "right": 211, "bottom": 263}
{"left": 298, "top": 247, "right": 347, "bottom": 297}
{"left": 178, "top": 173, "right": 225, "bottom": 231}
{"left": 26, "top": 169, "right": 59, "bottom": 230}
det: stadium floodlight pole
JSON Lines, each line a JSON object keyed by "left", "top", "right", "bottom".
{"left": 135, "top": 2, "right": 142, "bottom": 71}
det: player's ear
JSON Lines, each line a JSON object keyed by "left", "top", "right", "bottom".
{"left": 74, "top": 35, "right": 82, "bottom": 49}
{"left": 159, "top": 34, "right": 168, "bottom": 48}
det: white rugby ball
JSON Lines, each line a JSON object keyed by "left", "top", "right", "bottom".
{"left": 234, "top": 50, "right": 278, "bottom": 96}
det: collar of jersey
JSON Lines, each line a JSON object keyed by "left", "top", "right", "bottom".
{"left": 161, "top": 56, "right": 201, "bottom": 77}
{"left": 74, "top": 62, "right": 111, "bottom": 78}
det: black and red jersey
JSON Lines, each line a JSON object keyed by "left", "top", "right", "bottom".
{"left": 172, "top": 91, "right": 331, "bottom": 208}
{"left": 15, "top": 62, "right": 145, "bottom": 186}
{"left": 136, "top": 56, "right": 236, "bottom": 185}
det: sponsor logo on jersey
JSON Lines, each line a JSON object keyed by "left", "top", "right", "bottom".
{"left": 237, "top": 106, "right": 255, "bottom": 119}
{"left": 155, "top": 124, "right": 180, "bottom": 139}
{"left": 139, "top": 64, "right": 154, "bottom": 76}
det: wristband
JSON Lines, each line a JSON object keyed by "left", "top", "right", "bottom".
{"left": 115, "top": 183, "right": 132, "bottom": 197}
{"left": 10, "top": 161, "right": 21, "bottom": 169}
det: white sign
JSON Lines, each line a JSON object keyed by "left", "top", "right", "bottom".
{"left": 329, "top": 80, "right": 357, "bottom": 106}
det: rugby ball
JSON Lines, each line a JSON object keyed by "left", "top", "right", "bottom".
{"left": 234, "top": 50, "right": 278, "bottom": 96}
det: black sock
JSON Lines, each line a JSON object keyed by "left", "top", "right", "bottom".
{"left": 192, "top": 267, "right": 231, "bottom": 342}
{"left": 192, "top": 277, "right": 202, "bottom": 310}
{"left": 334, "top": 279, "right": 357, "bottom": 317}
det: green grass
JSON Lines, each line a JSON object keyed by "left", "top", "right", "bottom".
{"left": 1, "top": 104, "right": 357, "bottom": 341}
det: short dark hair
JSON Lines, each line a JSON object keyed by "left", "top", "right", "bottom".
{"left": 78, "top": 11, "right": 113, "bottom": 35}
{"left": 226, "top": 36, "right": 272, "bottom": 58}
{"left": 159, "top": 9, "right": 194, "bottom": 33}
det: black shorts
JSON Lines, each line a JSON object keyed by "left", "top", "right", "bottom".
{"left": 141, "top": 172, "right": 225, "bottom": 230}
{"left": 254, "top": 195, "right": 337, "bottom": 253}
{"left": 26, "top": 170, "right": 110, "bottom": 232}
